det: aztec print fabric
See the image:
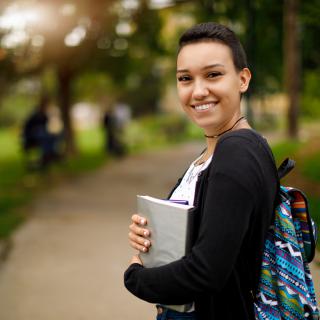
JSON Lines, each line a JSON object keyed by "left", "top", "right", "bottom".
{"left": 254, "top": 186, "right": 319, "bottom": 320}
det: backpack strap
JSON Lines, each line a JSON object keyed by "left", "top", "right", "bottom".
{"left": 277, "top": 158, "right": 295, "bottom": 179}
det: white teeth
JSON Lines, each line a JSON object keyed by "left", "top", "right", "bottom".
{"left": 194, "top": 103, "right": 215, "bottom": 111}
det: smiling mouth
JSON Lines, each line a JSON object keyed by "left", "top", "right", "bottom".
{"left": 192, "top": 102, "right": 217, "bottom": 111}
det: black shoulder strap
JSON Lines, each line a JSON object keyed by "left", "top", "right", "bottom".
{"left": 277, "top": 158, "right": 295, "bottom": 180}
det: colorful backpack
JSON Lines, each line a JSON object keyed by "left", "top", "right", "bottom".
{"left": 254, "top": 158, "right": 319, "bottom": 320}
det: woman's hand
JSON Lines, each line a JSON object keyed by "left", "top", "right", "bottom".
{"left": 129, "top": 214, "right": 151, "bottom": 253}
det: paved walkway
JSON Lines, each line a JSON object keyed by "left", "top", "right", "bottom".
{"left": 0, "top": 142, "right": 319, "bottom": 320}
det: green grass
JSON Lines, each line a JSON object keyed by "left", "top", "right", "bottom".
{"left": 0, "top": 126, "right": 107, "bottom": 238}
{"left": 0, "top": 128, "right": 30, "bottom": 237}
{"left": 125, "top": 114, "right": 197, "bottom": 153}
{"left": 301, "top": 151, "right": 320, "bottom": 183}
{"left": 271, "top": 139, "right": 303, "bottom": 166}
{"left": 61, "top": 128, "right": 106, "bottom": 174}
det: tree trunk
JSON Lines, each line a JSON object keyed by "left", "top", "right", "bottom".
{"left": 244, "top": 0, "right": 256, "bottom": 127}
{"left": 57, "top": 66, "right": 77, "bottom": 155}
{"left": 284, "top": 0, "right": 300, "bottom": 139}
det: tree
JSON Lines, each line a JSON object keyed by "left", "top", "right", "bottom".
{"left": 284, "top": 0, "right": 300, "bottom": 139}
{"left": 300, "top": 0, "right": 320, "bottom": 119}
{"left": 0, "top": 0, "right": 120, "bottom": 154}
{"left": 33, "top": 0, "right": 119, "bottom": 154}
{"left": 0, "top": 0, "right": 166, "bottom": 153}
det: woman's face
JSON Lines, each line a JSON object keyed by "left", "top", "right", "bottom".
{"left": 176, "top": 41, "right": 251, "bottom": 135}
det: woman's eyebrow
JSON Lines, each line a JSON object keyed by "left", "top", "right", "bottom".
{"left": 176, "top": 63, "right": 224, "bottom": 74}
{"left": 203, "top": 63, "right": 224, "bottom": 69}
{"left": 176, "top": 69, "right": 189, "bottom": 74}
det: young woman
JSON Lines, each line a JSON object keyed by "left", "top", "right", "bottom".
{"left": 124, "top": 22, "right": 279, "bottom": 320}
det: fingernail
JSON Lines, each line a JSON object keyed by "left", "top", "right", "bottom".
{"left": 144, "top": 241, "right": 149, "bottom": 247}
{"left": 140, "top": 219, "right": 145, "bottom": 225}
{"left": 143, "top": 230, "right": 149, "bottom": 236}
{"left": 142, "top": 247, "right": 147, "bottom": 252}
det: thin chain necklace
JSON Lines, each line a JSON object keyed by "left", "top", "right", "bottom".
{"left": 204, "top": 116, "right": 246, "bottom": 139}
{"left": 185, "top": 155, "right": 212, "bottom": 184}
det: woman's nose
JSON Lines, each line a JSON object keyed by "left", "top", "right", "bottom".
{"left": 192, "top": 79, "right": 209, "bottom": 100}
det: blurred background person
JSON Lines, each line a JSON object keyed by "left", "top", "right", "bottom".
{"left": 103, "top": 100, "right": 131, "bottom": 157}
{"left": 22, "top": 94, "right": 64, "bottom": 169}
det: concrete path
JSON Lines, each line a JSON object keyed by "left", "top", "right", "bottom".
{"left": 0, "top": 142, "right": 319, "bottom": 320}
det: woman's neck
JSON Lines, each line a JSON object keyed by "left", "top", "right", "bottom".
{"left": 194, "top": 139, "right": 216, "bottom": 165}
{"left": 198, "top": 120, "right": 252, "bottom": 165}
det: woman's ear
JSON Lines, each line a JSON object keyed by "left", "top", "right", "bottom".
{"left": 239, "top": 68, "right": 251, "bottom": 93}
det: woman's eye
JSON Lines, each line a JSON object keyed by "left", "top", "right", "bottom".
{"left": 207, "top": 72, "right": 221, "bottom": 78}
{"left": 177, "top": 75, "right": 191, "bottom": 82}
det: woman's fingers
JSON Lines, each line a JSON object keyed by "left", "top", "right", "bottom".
{"left": 129, "top": 214, "right": 151, "bottom": 253}
{"left": 129, "top": 222, "right": 150, "bottom": 237}
{"left": 130, "top": 214, "right": 150, "bottom": 237}
{"left": 129, "top": 239, "right": 149, "bottom": 252}
{"left": 128, "top": 230, "right": 151, "bottom": 248}
{"left": 131, "top": 214, "right": 147, "bottom": 226}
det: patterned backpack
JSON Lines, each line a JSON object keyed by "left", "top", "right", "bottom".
{"left": 254, "top": 158, "right": 319, "bottom": 320}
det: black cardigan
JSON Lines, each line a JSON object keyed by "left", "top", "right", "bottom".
{"left": 124, "top": 129, "right": 279, "bottom": 320}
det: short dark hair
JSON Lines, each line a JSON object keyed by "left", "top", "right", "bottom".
{"left": 178, "top": 22, "right": 248, "bottom": 71}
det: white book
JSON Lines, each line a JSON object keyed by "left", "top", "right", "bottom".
{"left": 137, "top": 195, "right": 195, "bottom": 268}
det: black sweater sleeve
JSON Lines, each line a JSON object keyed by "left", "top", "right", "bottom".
{"left": 124, "top": 136, "right": 261, "bottom": 305}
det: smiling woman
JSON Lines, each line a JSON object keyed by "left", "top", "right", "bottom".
{"left": 124, "top": 22, "right": 279, "bottom": 320}
{"left": 176, "top": 41, "right": 251, "bottom": 137}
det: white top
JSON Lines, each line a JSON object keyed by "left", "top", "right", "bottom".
{"left": 170, "top": 154, "right": 212, "bottom": 205}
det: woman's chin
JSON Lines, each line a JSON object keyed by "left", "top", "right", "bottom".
{"left": 193, "top": 120, "right": 217, "bottom": 132}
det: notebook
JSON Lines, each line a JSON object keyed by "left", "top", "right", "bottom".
{"left": 137, "top": 195, "right": 195, "bottom": 268}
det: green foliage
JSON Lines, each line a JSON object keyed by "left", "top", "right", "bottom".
{"left": 0, "top": 127, "right": 20, "bottom": 159}
{"left": 252, "top": 0, "right": 283, "bottom": 94}
{"left": 1, "top": 0, "right": 319, "bottom": 130}
{"left": 301, "top": 0, "right": 320, "bottom": 70}
{"left": 126, "top": 114, "right": 190, "bottom": 152}
{"left": 0, "top": 128, "right": 30, "bottom": 237}
{"left": 0, "top": 126, "right": 106, "bottom": 238}
{"left": 42, "top": 67, "right": 58, "bottom": 97}
{"left": 74, "top": 72, "right": 113, "bottom": 102}
{"left": 0, "top": 93, "right": 37, "bottom": 126}
{"left": 301, "top": 151, "right": 320, "bottom": 183}
{"left": 271, "top": 140, "right": 302, "bottom": 167}
{"left": 62, "top": 128, "right": 106, "bottom": 174}
{"left": 0, "top": 211, "right": 25, "bottom": 239}
{"left": 301, "top": 71, "right": 320, "bottom": 118}
{"left": 121, "top": 3, "right": 164, "bottom": 115}
{"left": 1, "top": 0, "right": 166, "bottom": 116}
